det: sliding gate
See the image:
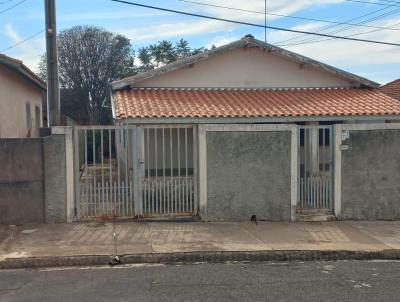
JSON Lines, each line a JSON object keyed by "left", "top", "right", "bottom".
{"left": 73, "top": 125, "right": 198, "bottom": 220}
{"left": 298, "top": 126, "right": 334, "bottom": 211}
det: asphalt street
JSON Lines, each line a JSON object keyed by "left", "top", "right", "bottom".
{"left": 0, "top": 260, "right": 399, "bottom": 302}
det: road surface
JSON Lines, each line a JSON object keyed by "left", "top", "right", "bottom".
{"left": 0, "top": 260, "right": 399, "bottom": 301}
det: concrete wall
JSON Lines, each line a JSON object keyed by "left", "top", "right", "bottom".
{"left": 0, "top": 65, "right": 43, "bottom": 138}
{"left": 137, "top": 47, "right": 355, "bottom": 89}
{"left": 0, "top": 139, "right": 45, "bottom": 224}
{"left": 206, "top": 131, "right": 291, "bottom": 221}
{"left": 0, "top": 132, "right": 69, "bottom": 225}
{"left": 341, "top": 129, "right": 400, "bottom": 220}
{"left": 43, "top": 134, "right": 67, "bottom": 223}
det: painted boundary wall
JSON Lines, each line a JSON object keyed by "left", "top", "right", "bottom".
{"left": 334, "top": 123, "right": 400, "bottom": 220}
{"left": 0, "top": 127, "right": 74, "bottom": 225}
{"left": 198, "top": 124, "right": 298, "bottom": 221}
{"left": 0, "top": 139, "right": 44, "bottom": 224}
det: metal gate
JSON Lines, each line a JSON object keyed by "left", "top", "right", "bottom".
{"left": 140, "top": 125, "right": 198, "bottom": 218}
{"left": 73, "top": 125, "right": 198, "bottom": 220}
{"left": 298, "top": 125, "right": 333, "bottom": 210}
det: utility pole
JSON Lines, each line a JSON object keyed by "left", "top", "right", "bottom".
{"left": 44, "top": 0, "right": 60, "bottom": 126}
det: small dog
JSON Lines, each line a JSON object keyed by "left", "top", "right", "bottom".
{"left": 251, "top": 214, "right": 258, "bottom": 225}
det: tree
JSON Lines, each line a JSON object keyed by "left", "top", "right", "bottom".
{"left": 175, "top": 38, "right": 191, "bottom": 59}
{"left": 39, "top": 30, "right": 208, "bottom": 124}
{"left": 39, "top": 25, "right": 134, "bottom": 124}
{"left": 136, "top": 39, "right": 209, "bottom": 71}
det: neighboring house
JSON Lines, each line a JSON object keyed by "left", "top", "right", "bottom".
{"left": 0, "top": 54, "right": 46, "bottom": 138}
{"left": 380, "top": 79, "right": 400, "bottom": 101}
{"left": 72, "top": 35, "right": 400, "bottom": 222}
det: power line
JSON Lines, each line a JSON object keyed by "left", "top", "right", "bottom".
{"left": 275, "top": 5, "right": 399, "bottom": 45}
{"left": 346, "top": 0, "right": 400, "bottom": 6}
{"left": 111, "top": 0, "right": 400, "bottom": 46}
{"left": 0, "top": 29, "right": 44, "bottom": 52}
{"left": 280, "top": 20, "right": 400, "bottom": 47}
{"left": 177, "top": 0, "right": 400, "bottom": 31}
{"left": 0, "top": 0, "right": 26, "bottom": 14}
{"left": 0, "top": 0, "right": 15, "bottom": 5}
{"left": 279, "top": 7, "right": 400, "bottom": 46}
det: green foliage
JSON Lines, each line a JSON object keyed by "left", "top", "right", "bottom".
{"left": 136, "top": 39, "right": 209, "bottom": 71}
{"left": 38, "top": 27, "right": 208, "bottom": 124}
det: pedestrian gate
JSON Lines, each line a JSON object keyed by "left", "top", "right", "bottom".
{"left": 73, "top": 125, "right": 198, "bottom": 220}
{"left": 297, "top": 126, "right": 333, "bottom": 210}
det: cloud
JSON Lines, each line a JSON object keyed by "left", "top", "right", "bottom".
{"left": 120, "top": 0, "right": 347, "bottom": 43}
{"left": 205, "top": 35, "right": 241, "bottom": 49}
{"left": 275, "top": 18, "right": 400, "bottom": 66}
{"left": 178, "top": 0, "right": 345, "bottom": 22}
{"left": 122, "top": 19, "right": 235, "bottom": 42}
{"left": 3, "top": 24, "right": 45, "bottom": 72}
{"left": 58, "top": 11, "right": 168, "bottom": 22}
{"left": 264, "top": 18, "right": 400, "bottom": 83}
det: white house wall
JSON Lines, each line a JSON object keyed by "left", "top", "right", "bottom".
{"left": 136, "top": 47, "right": 356, "bottom": 88}
{"left": 0, "top": 65, "right": 43, "bottom": 138}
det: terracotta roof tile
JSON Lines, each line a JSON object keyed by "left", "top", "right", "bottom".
{"left": 113, "top": 88, "right": 400, "bottom": 119}
{"left": 380, "top": 79, "right": 400, "bottom": 101}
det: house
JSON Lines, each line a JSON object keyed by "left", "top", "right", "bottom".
{"left": 380, "top": 79, "right": 400, "bottom": 101}
{"left": 72, "top": 35, "right": 400, "bottom": 222}
{"left": 0, "top": 54, "right": 46, "bottom": 138}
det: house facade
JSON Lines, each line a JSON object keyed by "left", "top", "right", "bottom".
{"left": 0, "top": 54, "right": 46, "bottom": 138}
{"left": 71, "top": 35, "right": 400, "bottom": 222}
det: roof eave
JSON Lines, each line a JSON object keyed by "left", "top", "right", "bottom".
{"left": 115, "top": 114, "right": 400, "bottom": 124}
{"left": 0, "top": 55, "right": 46, "bottom": 91}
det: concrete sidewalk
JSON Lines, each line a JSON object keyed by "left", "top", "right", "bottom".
{"left": 1, "top": 221, "right": 400, "bottom": 268}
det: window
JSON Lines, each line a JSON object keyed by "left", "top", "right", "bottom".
{"left": 25, "top": 103, "right": 32, "bottom": 132}
{"left": 35, "top": 106, "right": 41, "bottom": 130}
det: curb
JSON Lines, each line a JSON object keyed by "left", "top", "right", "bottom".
{"left": 1, "top": 250, "right": 400, "bottom": 270}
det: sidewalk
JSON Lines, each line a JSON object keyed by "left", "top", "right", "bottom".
{"left": 1, "top": 220, "right": 400, "bottom": 268}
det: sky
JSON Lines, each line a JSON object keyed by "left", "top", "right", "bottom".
{"left": 0, "top": 0, "right": 399, "bottom": 84}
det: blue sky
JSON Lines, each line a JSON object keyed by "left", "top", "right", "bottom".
{"left": 1, "top": 0, "right": 399, "bottom": 84}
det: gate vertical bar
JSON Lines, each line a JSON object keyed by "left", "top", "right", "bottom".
{"left": 162, "top": 128, "right": 166, "bottom": 215}
{"left": 109, "top": 129, "right": 112, "bottom": 216}
{"left": 177, "top": 128, "right": 181, "bottom": 213}
{"left": 125, "top": 127, "right": 129, "bottom": 216}
{"left": 185, "top": 128, "right": 188, "bottom": 213}
{"left": 101, "top": 130, "right": 104, "bottom": 214}
{"left": 117, "top": 128, "right": 121, "bottom": 216}
{"left": 146, "top": 128, "right": 150, "bottom": 215}
{"left": 304, "top": 128, "right": 307, "bottom": 208}
{"left": 169, "top": 128, "right": 173, "bottom": 214}
{"left": 155, "top": 128, "right": 158, "bottom": 215}
{"left": 84, "top": 129, "right": 88, "bottom": 217}
{"left": 73, "top": 127, "right": 81, "bottom": 219}
{"left": 193, "top": 126, "right": 198, "bottom": 214}
{"left": 329, "top": 126, "right": 334, "bottom": 210}
{"left": 132, "top": 126, "right": 138, "bottom": 216}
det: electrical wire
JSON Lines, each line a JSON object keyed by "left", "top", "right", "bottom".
{"left": 110, "top": 0, "right": 400, "bottom": 46}
{"left": 279, "top": 7, "right": 400, "bottom": 46}
{"left": 177, "top": 0, "right": 400, "bottom": 31}
{"left": 0, "top": 29, "right": 45, "bottom": 52}
{"left": 0, "top": 0, "right": 15, "bottom": 6}
{"left": 276, "top": 5, "right": 397, "bottom": 44}
{"left": 0, "top": 0, "right": 26, "bottom": 14}
{"left": 279, "top": 20, "right": 400, "bottom": 47}
{"left": 346, "top": 0, "right": 400, "bottom": 6}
